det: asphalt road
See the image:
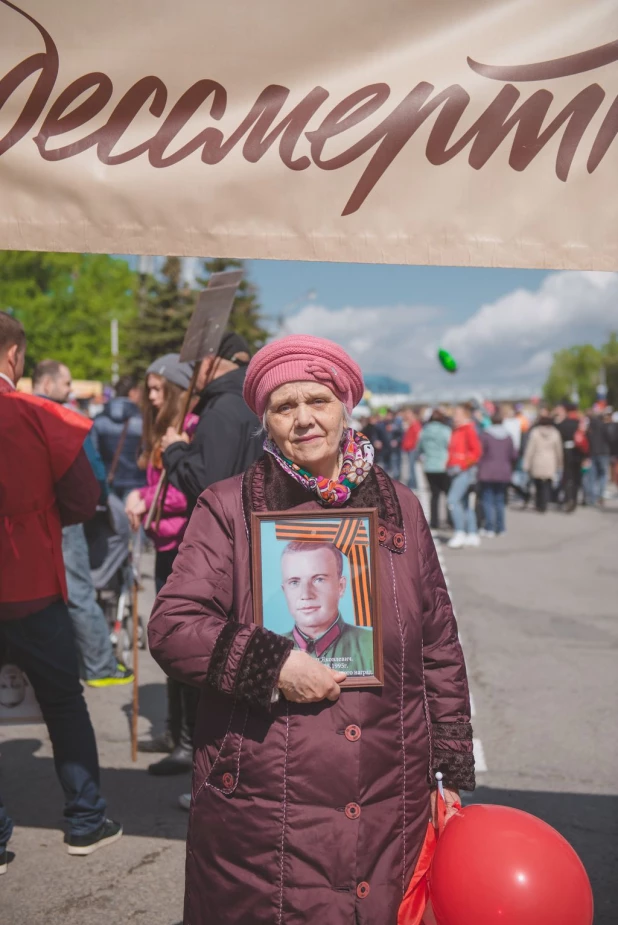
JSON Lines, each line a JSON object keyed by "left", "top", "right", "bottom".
{"left": 437, "top": 498, "right": 618, "bottom": 925}
{"left": 1, "top": 497, "right": 616, "bottom": 924}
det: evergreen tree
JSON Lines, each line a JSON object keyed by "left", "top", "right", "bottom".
{"left": 124, "top": 256, "right": 197, "bottom": 377}
{"left": 198, "top": 258, "right": 269, "bottom": 353}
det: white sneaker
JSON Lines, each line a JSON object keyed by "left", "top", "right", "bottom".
{"left": 479, "top": 529, "right": 495, "bottom": 538}
{"left": 178, "top": 793, "right": 191, "bottom": 811}
{"left": 464, "top": 533, "right": 481, "bottom": 547}
{"left": 447, "top": 531, "right": 467, "bottom": 549}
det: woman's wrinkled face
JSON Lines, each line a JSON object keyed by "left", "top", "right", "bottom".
{"left": 265, "top": 381, "right": 346, "bottom": 476}
{"left": 147, "top": 374, "right": 164, "bottom": 410}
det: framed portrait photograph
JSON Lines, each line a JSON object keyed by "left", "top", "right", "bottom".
{"left": 251, "top": 509, "right": 383, "bottom": 688}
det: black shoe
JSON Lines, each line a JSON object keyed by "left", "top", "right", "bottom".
{"left": 148, "top": 745, "right": 193, "bottom": 776}
{"left": 0, "top": 845, "right": 7, "bottom": 875}
{"left": 138, "top": 731, "right": 175, "bottom": 754}
{"left": 66, "top": 819, "right": 123, "bottom": 856}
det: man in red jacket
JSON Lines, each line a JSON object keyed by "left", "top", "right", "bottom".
{"left": 0, "top": 312, "right": 122, "bottom": 872}
{"left": 446, "top": 403, "right": 483, "bottom": 549}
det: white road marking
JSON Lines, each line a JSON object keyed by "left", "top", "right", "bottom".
{"left": 473, "top": 738, "right": 488, "bottom": 772}
{"left": 438, "top": 557, "right": 485, "bottom": 774}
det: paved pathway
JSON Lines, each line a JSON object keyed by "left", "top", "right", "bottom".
{"left": 434, "top": 497, "right": 618, "bottom": 925}
{"left": 2, "top": 497, "right": 616, "bottom": 923}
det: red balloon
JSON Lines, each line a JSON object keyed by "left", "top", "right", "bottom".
{"left": 429, "top": 804, "right": 593, "bottom": 925}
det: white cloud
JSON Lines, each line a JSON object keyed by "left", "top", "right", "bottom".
{"left": 278, "top": 271, "right": 618, "bottom": 400}
{"left": 281, "top": 303, "right": 445, "bottom": 390}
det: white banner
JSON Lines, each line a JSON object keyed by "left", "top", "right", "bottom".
{"left": 0, "top": 0, "right": 616, "bottom": 268}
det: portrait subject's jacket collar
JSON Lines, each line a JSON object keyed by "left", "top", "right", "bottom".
{"left": 292, "top": 615, "right": 343, "bottom": 658}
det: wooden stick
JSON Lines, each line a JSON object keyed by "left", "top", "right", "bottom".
{"left": 131, "top": 572, "right": 140, "bottom": 762}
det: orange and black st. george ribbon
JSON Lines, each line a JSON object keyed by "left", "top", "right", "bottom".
{"left": 274, "top": 518, "right": 372, "bottom": 627}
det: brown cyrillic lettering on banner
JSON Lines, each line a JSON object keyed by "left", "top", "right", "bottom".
{"left": 148, "top": 79, "right": 227, "bottom": 168}
{"left": 588, "top": 94, "right": 618, "bottom": 173}
{"left": 425, "top": 84, "right": 606, "bottom": 182}
{"left": 34, "top": 73, "right": 113, "bottom": 159}
{"left": 334, "top": 83, "right": 461, "bottom": 216}
{"left": 98, "top": 76, "right": 168, "bottom": 165}
{"left": 468, "top": 39, "right": 618, "bottom": 82}
{"left": 196, "top": 85, "right": 329, "bottom": 169}
{"left": 307, "top": 84, "right": 391, "bottom": 167}
{"left": 0, "top": 0, "right": 58, "bottom": 155}
{"left": 241, "top": 86, "right": 329, "bottom": 170}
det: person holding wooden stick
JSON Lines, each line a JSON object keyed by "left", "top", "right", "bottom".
{"left": 160, "top": 332, "right": 261, "bottom": 512}
{"left": 125, "top": 354, "right": 199, "bottom": 774}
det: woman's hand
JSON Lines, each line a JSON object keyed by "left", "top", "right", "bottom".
{"left": 277, "top": 650, "right": 347, "bottom": 704}
{"left": 161, "top": 427, "right": 190, "bottom": 451}
{"left": 125, "top": 490, "right": 147, "bottom": 532}
{"left": 430, "top": 786, "right": 461, "bottom": 825}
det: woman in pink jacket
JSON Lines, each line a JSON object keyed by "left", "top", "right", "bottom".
{"left": 125, "top": 354, "right": 198, "bottom": 776}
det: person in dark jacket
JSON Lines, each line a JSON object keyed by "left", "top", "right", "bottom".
{"left": 555, "top": 402, "right": 585, "bottom": 512}
{"left": 32, "top": 360, "right": 134, "bottom": 689}
{"left": 585, "top": 409, "right": 612, "bottom": 506}
{"left": 478, "top": 411, "right": 517, "bottom": 536}
{"left": 149, "top": 335, "right": 474, "bottom": 925}
{"left": 91, "top": 375, "right": 145, "bottom": 498}
{"left": 161, "top": 332, "right": 263, "bottom": 508}
{"left": 604, "top": 408, "right": 618, "bottom": 493}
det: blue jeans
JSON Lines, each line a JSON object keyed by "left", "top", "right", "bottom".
{"left": 0, "top": 600, "right": 107, "bottom": 844}
{"left": 406, "top": 449, "right": 418, "bottom": 490}
{"left": 62, "top": 523, "right": 118, "bottom": 681}
{"left": 388, "top": 448, "right": 402, "bottom": 481}
{"left": 481, "top": 482, "right": 508, "bottom": 534}
{"left": 585, "top": 455, "right": 610, "bottom": 504}
{"left": 447, "top": 467, "right": 478, "bottom": 534}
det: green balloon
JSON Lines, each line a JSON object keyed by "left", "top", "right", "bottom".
{"left": 438, "top": 348, "right": 458, "bottom": 373}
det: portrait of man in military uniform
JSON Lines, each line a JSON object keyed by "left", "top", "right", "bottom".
{"left": 280, "top": 541, "right": 374, "bottom": 676}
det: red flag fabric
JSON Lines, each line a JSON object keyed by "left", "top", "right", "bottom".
{"left": 398, "top": 790, "right": 452, "bottom": 925}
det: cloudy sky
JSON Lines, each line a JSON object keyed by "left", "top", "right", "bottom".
{"left": 246, "top": 261, "right": 618, "bottom": 400}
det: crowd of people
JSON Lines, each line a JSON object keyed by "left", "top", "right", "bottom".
{"left": 361, "top": 399, "right": 618, "bottom": 548}
{"left": 0, "top": 307, "right": 614, "bottom": 922}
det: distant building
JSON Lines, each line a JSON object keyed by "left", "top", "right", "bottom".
{"left": 364, "top": 374, "right": 411, "bottom": 395}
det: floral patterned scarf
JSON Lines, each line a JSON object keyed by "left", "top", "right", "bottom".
{"left": 264, "top": 429, "right": 374, "bottom": 506}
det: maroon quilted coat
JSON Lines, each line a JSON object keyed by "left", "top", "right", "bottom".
{"left": 149, "top": 455, "right": 474, "bottom": 925}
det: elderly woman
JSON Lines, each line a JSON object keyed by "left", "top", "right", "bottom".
{"left": 149, "top": 335, "right": 474, "bottom": 925}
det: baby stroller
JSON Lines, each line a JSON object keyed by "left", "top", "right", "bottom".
{"left": 85, "top": 494, "right": 146, "bottom": 669}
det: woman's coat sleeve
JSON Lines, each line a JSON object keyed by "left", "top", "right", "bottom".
{"left": 148, "top": 488, "right": 293, "bottom": 709}
{"left": 416, "top": 508, "right": 476, "bottom": 791}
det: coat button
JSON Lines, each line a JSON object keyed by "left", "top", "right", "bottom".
{"left": 222, "top": 772, "right": 235, "bottom": 789}
{"left": 356, "top": 881, "right": 370, "bottom": 899}
{"left": 378, "top": 525, "right": 387, "bottom": 542}
{"left": 345, "top": 802, "right": 361, "bottom": 820}
{"left": 344, "top": 724, "right": 361, "bottom": 742}
{"left": 393, "top": 532, "right": 404, "bottom": 548}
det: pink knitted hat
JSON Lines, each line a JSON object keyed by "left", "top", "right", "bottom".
{"left": 243, "top": 335, "right": 364, "bottom": 418}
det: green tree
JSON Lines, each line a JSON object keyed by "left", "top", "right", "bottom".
{"left": 123, "top": 256, "right": 197, "bottom": 378}
{"left": 0, "top": 251, "right": 138, "bottom": 380}
{"left": 199, "top": 258, "right": 269, "bottom": 353}
{"left": 601, "top": 332, "right": 618, "bottom": 405}
{"left": 543, "top": 335, "right": 618, "bottom": 407}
